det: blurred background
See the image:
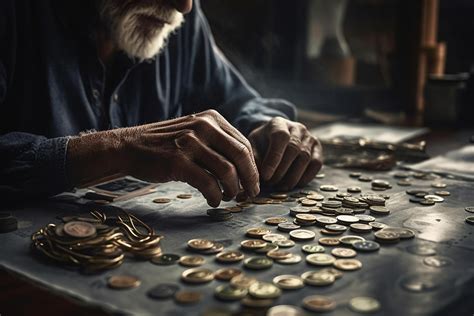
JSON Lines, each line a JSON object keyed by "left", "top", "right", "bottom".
{"left": 201, "top": 0, "right": 474, "bottom": 128}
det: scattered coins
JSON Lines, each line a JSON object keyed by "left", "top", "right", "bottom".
{"left": 241, "top": 240, "right": 267, "bottom": 250}
{"left": 216, "top": 251, "right": 245, "bottom": 263}
{"left": 179, "top": 255, "right": 205, "bottom": 267}
{"left": 273, "top": 274, "right": 304, "bottom": 290}
{"left": 188, "top": 239, "right": 214, "bottom": 251}
{"left": 249, "top": 282, "right": 282, "bottom": 299}
{"left": 108, "top": 275, "right": 141, "bottom": 289}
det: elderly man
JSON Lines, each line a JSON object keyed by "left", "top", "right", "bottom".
{"left": 0, "top": 0, "right": 322, "bottom": 207}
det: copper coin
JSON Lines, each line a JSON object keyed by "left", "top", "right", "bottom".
{"left": 333, "top": 259, "right": 362, "bottom": 271}
{"left": 176, "top": 193, "right": 193, "bottom": 199}
{"left": 174, "top": 291, "right": 202, "bottom": 304}
{"left": 246, "top": 227, "right": 272, "bottom": 238}
{"left": 318, "top": 237, "right": 340, "bottom": 246}
{"left": 240, "top": 239, "right": 267, "bottom": 250}
{"left": 303, "top": 295, "right": 336, "bottom": 312}
{"left": 179, "top": 255, "right": 205, "bottom": 267}
{"left": 181, "top": 268, "right": 214, "bottom": 284}
{"left": 63, "top": 221, "right": 96, "bottom": 238}
{"left": 214, "top": 268, "right": 243, "bottom": 281}
{"left": 216, "top": 250, "right": 245, "bottom": 263}
{"left": 108, "top": 275, "right": 141, "bottom": 289}
{"left": 187, "top": 239, "right": 214, "bottom": 250}
{"left": 153, "top": 198, "right": 171, "bottom": 204}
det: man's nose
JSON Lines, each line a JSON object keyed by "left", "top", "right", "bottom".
{"left": 170, "top": 0, "right": 193, "bottom": 14}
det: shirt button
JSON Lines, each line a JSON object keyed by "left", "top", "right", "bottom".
{"left": 92, "top": 89, "right": 100, "bottom": 99}
{"left": 113, "top": 94, "right": 119, "bottom": 102}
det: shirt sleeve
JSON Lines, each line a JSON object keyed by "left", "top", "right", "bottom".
{"left": 0, "top": 2, "right": 72, "bottom": 200}
{"left": 181, "top": 1, "right": 296, "bottom": 136}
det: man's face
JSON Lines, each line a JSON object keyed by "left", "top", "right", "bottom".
{"left": 99, "top": 0, "right": 187, "bottom": 60}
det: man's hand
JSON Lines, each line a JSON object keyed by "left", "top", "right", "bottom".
{"left": 67, "top": 110, "right": 260, "bottom": 207}
{"left": 248, "top": 117, "right": 322, "bottom": 190}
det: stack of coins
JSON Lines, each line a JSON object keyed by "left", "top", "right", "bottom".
{"left": 206, "top": 208, "right": 233, "bottom": 221}
{"left": 31, "top": 210, "right": 162, "bottom": 272}
{"left": 371, "top": 179, "right": 392, "bottom": 191}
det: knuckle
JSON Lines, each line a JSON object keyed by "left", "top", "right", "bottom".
{"left": 176, "top": 130, "right": 198, "bottom": 147}
{"left": 271, "top": 129, "right": 290, "bottom": 142}
{"left": 221, "top": 161, "right": 237, "bottom": 179}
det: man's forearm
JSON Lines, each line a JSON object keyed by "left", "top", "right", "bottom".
{"left": 66, "top": 130, "right": 126, "bottom": 188}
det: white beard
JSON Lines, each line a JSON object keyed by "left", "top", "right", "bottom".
{"left": 100, "top": 1, "right": 184, "bottom": 60}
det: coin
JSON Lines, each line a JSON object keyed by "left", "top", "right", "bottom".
{"left": 244, "top": 256, "right": 273, "bottom": 270}
{"left": 380, "top": 227, "right": 415, "bottom": 239}
{"left": 174, "top": 291, "right": 202, "bottom": 304}
{"left": 350, "top": 172, "right": 362, "bottom": 178}
{"left": 424, "top": 195, "right": 444, "bottom": 203}
{"left": 369, "top": 222, "right": 388, "bottom": 230}
{"left": 270, "top": 192, "right": 289, "bottom": 199}
{"left": 320, "top": 185, "right": 338, "bottom": 192}
{"left": 214, "top": 268, "right": 242, "bottom": 281}
{"left": 339, "top": 235, "right": 365, "bottom": 246}
{"left": 63, "top": 221, "right": 96, "bottom": 238}
{"left": 276, "top": 254, "right": 302, "bottom": 264}
{"left": 147, "top": 283, "right": 180, "bottom": 299}
{"left": 301, "top": 199, "right": 317, "bottom": 207}
{"left": 289, "top": 229, "right": 315, "bottom": 241}
{"left": 350, "top": 223, "right": 373, "bottom": 233}
{"left": 199, "top": 242, "right": 224, "bottom": 254}
{"left": 187, "top": 239, "right": 214, "bottom": 251}
{"left": 465, "top": 207, "right": 474, "bottom": 214}
{"left": 207, "top": 208, "right": 233, "bottom": 221}
{"left": 347, "top": 186, "right": 362, "bottom": 193}
{"left": 265, "top": 217, "right": 288, "bottom": 225}
{"left": 306, "top": 253, "right": 336, "bottom": 266}
{"left": 267, "top": 305, "right": 305, "bottom": 316}
{"left": 307, "top": 193, "right": 325, "bottom": 201}
{"left": 278, "top": 223, "right": 301, "bottom": 232}
{"left": 296, "top": 214, "right": 317, "bottom": 222}
{"left": 358, "top": 175, "right": 373, "bottom": 182}
{"left": 273, "top": 239, "right": 295, "bottom": 248}
{"left": 249, "top": 282, "right": 282, "bottom": 299}
{"left": 435, "top": 191, "right": 450, "bottom": 196}
{"left": 216, "top": 250, "right": 245, "bottom": 263}
{"left": 108, "top": 275, "right": 141, "bottom": 289}
{"left": 241, "top": 297, "right": 274, "bottom": 308}
{"left": 353, "top": 240, "right": 380, "bottom": 252}
{"left": 321, "top": 229, "right": 343, "bottom": 236}
{"left": 316, "top": 216, "right": 338, "bottom": 226}
{"left": 246, "top": 227, "right": 272, "bottom": 238}
{"left": 334, "top": 258, "right": 362, "bottom": 271}
{"left": 355, "top": 214, "right": 376, "bottom": 223}
{"left": 255, "top": 243, "right": 279, "bottom": 254}
{"left": 325, "top": 224, "right": 348, "bottom": 232}
{"left": 301, "top": 271, "right": 335, "bottom": 286}
{"left": 397, "top": 180, "right": 412, "bottom": 186}
{"left": 153, "top": 198, "right": 171, "bottom": 204}
{"left": 465, "top": 216, "right": 474, "bottom": 225}
{"left": 318, "top": 237, "right": 340, "bottom": 246}
{"left": 369, "top": 206, "right": 390, "bottom": 215}
{"left": 225, "top": 206, "right": 243, "bottom": 213}
{"left": 230, "top": 274, "right": 257, "bottom": 289}
{"left": 267, "top": 250, "right": 292, "bottom": 260}
{"left": 273, "top": 275, "right": 304, "bottom": 290}
{"left": 349, "top": 297, "right": 381, "bottom": 313}
{"left": 337, "top": 215, "right": 359, "bottom": 225}
{"left": 181, "top": 268, "right": 214, "bottom": 283}
{"left": 374, "top": 230, "right": 400, "bottom": 243}
{"left": 420, "top": 199, "right": 435, "bottom": 206}
{"left": 262, "top": 233, "right": 287, "bottom": 243}
{"left": 331, "top": 248, "right": 357, "bottom": 258}
{"left": 320, "top": 267, "right": 343, "bottom": 279}
{"left": 150, "top": 253, "right": 180, "bottom": 265}
{"left": 431, "top": 182, "right": 447, "bottom": 188}
{"left": 179, "top": 255, "right": 205, "bottom": 267}
{"left": 214, "top": 284, "right": 247, "bottom": 301}
{"left": 303, "top": 295, "right": 336, "bottom": 313}
{"left": 177, "top": 193, "right": 193, "bottom": 199}
{"left": 302, "top": 244, "right": 325, "bottom": 254}
{"left": 240, "top": 239, "right": 267, "bottom": 250}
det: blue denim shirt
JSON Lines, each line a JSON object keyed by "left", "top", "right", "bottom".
{"left": 0, "top": 0, "right": 296, "bottom": 199}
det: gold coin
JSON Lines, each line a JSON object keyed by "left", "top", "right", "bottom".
{"left": 318, "top": 237, "right": 340, "bottom": 246}
{"left": 214, "top": 268, "right": 243, "bottom": 281}
{"left": 333, "top": 259, "right": 362, "bottom": 271}
{"left": 270, "top": 193, "right": 289, "bottom": 199}
{"left": 303, "top": 295, "right": 336, "bottom": 312}
{"left": 107, "top": 275, "right": 141, "bottom": 289}
{"left": 187, "top": 239, "right": 214, "bottom": 250}
{"left": 307, "top": 193, "right": 325, "bottom": 201}
{"left": 331, "top": 247, "right": 357, "bottom": 258}
{"left": 301, "top": 199, "right": 317, "bottom": 207}
{"left": 248, "top": 282, "right": 282, "bottom": 299}
{"left": 320, "top": 267, "right": 343, "bottom": 279}
{"left": 174, "top": 291, "right": 202, "bottom": 304}
{"left": 306, "top": 253, "right": 336, "bottom": 266}
{"left": 216, "top": 250, "right": 245, "bottom": 263}
{"left": 63, "top": 221, "right": 96, "bottom": 238}
{"left": 349, "top": 296, "right": 381, "bottom": 313}
{"left": 241, "top": 297, "right": 274, "bottom": 308}
{"left": 244, "top": 257, "right": 273, "bottom": 270}
{"left": 374, "top": 230, "right": 400, "bottom": 243}
{"left": 179, "top": 255, "right": 205, "bottom": 267}
{"left": 246, "top": 227, "right": 272, "bottom": 238}
{"left": 176, "top": 193, "right": 193, "bottom": 199}
{"left": 265, "top": 217, "right": 288, "bottom": 225}
{"left": 230, "top": 274, "right": 258, "bottom": 289}
{"left": 253, "top": 197, "right": 274, "bottom": 204}
{"left": 225, "top": 206, "right": 243, "bottom": 213}
{"left": 240, "top": 239, "right": 267, "bottom": 250}
{"left": 262, "top": 233, "right": 287, "bottom": 242}
{"left": 181, "top": 268, "right": 214, "bottom": 284}
{"left": 152, "top": 198, "right": 171, "bottom": 204}
{"left": 266, "top": 250, "right": 292, "bottom": 260}
{"left": 339, "top": 235, "right": 365, "bottom": 246}
{"left": 214, "top": 285, "right": 248, "bottom": 301}
{"left": 275, "top": 254, "right": 302, "bottom": 265}
{"left": 301, "top": 271, "right": 335, "bottom": 286}
{"left": 272, "top": 275, "right": 304, "bottom": 290}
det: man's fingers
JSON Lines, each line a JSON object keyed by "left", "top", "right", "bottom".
{"left": 298, "top": 146, "right": 323, "bottom": 187}
{"left": 176, "top": 159, "right": 223, "bottom": 207}
{"left": 260, "top": 120, "right": 290, "bottom": 181}
{"left": 191, "top": 140, "right": 240, "bottom": 199}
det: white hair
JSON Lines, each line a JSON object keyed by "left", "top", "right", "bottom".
{"left": 99, "top": 0, "right": 184, "bottom": 60}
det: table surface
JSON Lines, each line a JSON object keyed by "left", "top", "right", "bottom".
{"left": 1, "top": 166, "right": 474, "bottom": 316}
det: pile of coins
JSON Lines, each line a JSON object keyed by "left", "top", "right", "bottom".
{"left": 31, "top": 210, "right": 162, "bottom": 272}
